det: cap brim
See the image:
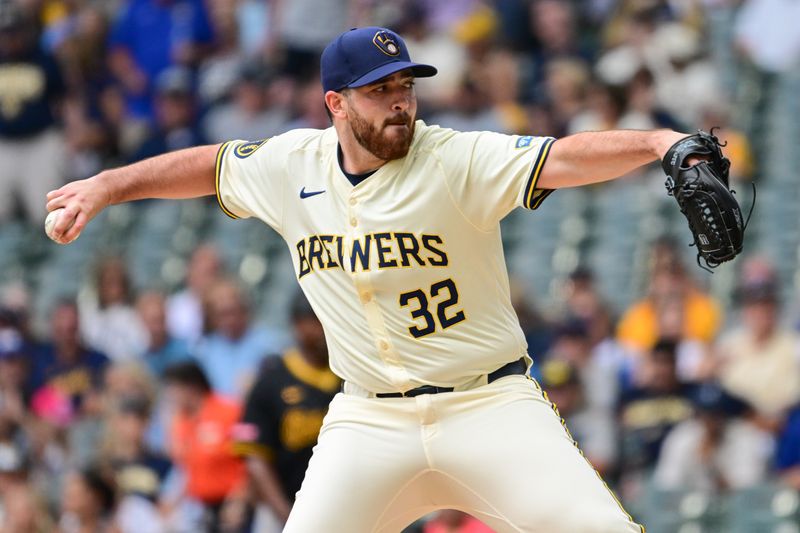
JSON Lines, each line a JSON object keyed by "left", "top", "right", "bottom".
{"left": 346, "top": 61, "right": 437, "bottom": 89}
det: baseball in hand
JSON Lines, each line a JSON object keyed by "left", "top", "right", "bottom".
{"left": 44, "top": 208, "right": 78, "bottom": 244}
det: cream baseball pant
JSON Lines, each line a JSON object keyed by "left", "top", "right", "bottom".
{"left": 284, "top": 374, "right": 644, "bottom": 533}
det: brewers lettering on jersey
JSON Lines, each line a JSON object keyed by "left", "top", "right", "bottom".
{"left": 47, "top": 24, "right": 708, "bottom": 533}
{"left": 215, "top": 122, "right": 556, "bottom": 391}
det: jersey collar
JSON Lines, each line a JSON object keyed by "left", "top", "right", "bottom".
{"left": 283, "top": 349, "right": 341, "bottom": 393}
{"left": 327, "top": 120, "right": 426, "bottom": 201}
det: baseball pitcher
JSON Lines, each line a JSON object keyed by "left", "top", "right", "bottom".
{"left": 46, "top": 27, "right": 740, "bottom": 533}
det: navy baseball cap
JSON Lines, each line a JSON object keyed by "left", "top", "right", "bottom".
{"left": 321, "top": 27, "right": 437, "bottom": 93}
{"left": 690, "top": 382, "right": 748, "bottom": 416}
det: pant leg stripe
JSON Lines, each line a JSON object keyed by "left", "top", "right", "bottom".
{"left": 526, "top": 376, "right": 646, "bottom": 533}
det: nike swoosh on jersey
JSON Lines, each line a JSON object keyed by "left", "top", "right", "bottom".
{"left": 300, "top": 187, "right": 326, "bottom": 199}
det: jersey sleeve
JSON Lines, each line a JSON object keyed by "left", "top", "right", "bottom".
{"left": 215, "top": 137, "right": 285, "bottom": 232}
{"left": 438, "top": 130, "right": 556, "bottom": 229}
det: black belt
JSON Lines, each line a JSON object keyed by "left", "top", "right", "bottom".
{"left": 375, "top": 357, "right": 527, "bottom": 398}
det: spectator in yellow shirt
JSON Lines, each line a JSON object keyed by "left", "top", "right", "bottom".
{"left": 617, "top": 239, "right": 722, "bottom": 352}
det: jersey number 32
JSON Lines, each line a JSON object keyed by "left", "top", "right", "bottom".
{"left": 399, "top": 278, "right": 466, "bottom": 338}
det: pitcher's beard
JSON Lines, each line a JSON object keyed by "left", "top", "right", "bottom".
{"left": 350, "top": 110, "right": 415, "bottom": 161}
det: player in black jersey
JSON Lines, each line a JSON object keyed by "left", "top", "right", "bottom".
{"left": 233, "top": 293, "right": 340, "bottom": 530}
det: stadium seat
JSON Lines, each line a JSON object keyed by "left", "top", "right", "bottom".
{"left": 637, "top": 485, "right": 726, "bottom": 533}
{"left": 727, "top": 484, "right": 800, "bottom": 533}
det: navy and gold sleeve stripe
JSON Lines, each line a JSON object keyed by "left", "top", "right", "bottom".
{"left": 523, "top": 137, "right": 556, "bottom": 210}
{"left": 215, "top": 141, "right": 239, "bottom": 219}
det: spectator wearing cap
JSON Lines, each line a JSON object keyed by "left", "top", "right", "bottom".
{"left": 539, "top": 358, "right": 617, "bottom": 476}
{"left": 0, "top": 0, "right": 67, "bottom": 224}
{"left": 653, "top": 381, "right": 773, "bottom": 491}
{"left": 562, "top": 268, "right": 597, "bottom": 323}
{"left": 561, "top": 267, "right": 630, "bottom": 394}
{"left": 163, "top": 361, "right": 246, "bottom": 532}
{"left": 193, "top": 278, "right": 288, "bottom": 400}
{"left": 715, "top": 273, "right": 800, "bottom": 423}
{"left": 101, "top": 394, "right": 172, "bottom": 532}
{"left": 128, "top": 65, "right": 206, "bottom": 163}
{"left": 65, "top": 360, "right": 160, "bottom": 472}
{"left": 547, "top": 318, "right": 619, "bottom": 412}
{"left": 0, "top": 334, "right": 50, "bottom": 500}
{"left": 0, "top": 328, "right": 34, "bottom": 424}
{"left": 617, "top": 340, "right": 694, "bottom": 498}
{"left": 101, "top": 360, "right": 175, "bottom": 463}
{"left": 108, "top": 0, "right": 214, "bottom": 122}
{"left": 233, "top": 293, "right": 340, "bottom": 530}
{"left": 203, "top": 59, "right": 289, "bottom": 144}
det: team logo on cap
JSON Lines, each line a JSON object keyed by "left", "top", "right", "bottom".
{"left": 373, "top": 30, "right": 401, "bottom": 56}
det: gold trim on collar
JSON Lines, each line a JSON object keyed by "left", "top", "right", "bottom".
{"left": 283, "top": 349, "right": 341, "bottom": 393}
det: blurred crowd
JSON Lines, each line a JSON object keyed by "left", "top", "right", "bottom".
{"left": 5, "top": 0, "right": 791, "bottom": 224}
{"left": 0, "top": 0, "right": 799, "bottom": 531}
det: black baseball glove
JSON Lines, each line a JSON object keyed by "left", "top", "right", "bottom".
{"left": 662, "top": 129, "right": 755, "bottom": 270}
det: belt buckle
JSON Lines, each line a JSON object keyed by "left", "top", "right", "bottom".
{"left": 404, "top": 385, "right": 435, "bottom": 397}
{"left": 402, "top": 384, "right": 452, "bottom": 398}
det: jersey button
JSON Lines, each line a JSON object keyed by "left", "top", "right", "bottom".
{"left": 350, "top": 218, "right": 358, "bottom": 227}
{"left": 349, "top": 198, "right": 357, "bottom": 206}
{"left": 379, "top": 341, "right": 389, "bottom": 351}
{"left": 360, "top": 292, "right": 372, "bottom": 303}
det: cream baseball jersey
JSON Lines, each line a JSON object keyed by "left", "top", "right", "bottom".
{"left": 215, "top": 121, "right": 555, "bottom": 393}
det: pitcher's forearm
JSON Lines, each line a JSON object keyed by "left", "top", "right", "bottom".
{"left": 98, "top": 144, "right": 220, "bottom": 204}
{"left": 537, "top": 129, "right": 687, "bottom": 189}
{"left": 45, "top": 144, "right": 222, "bottom": 243}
